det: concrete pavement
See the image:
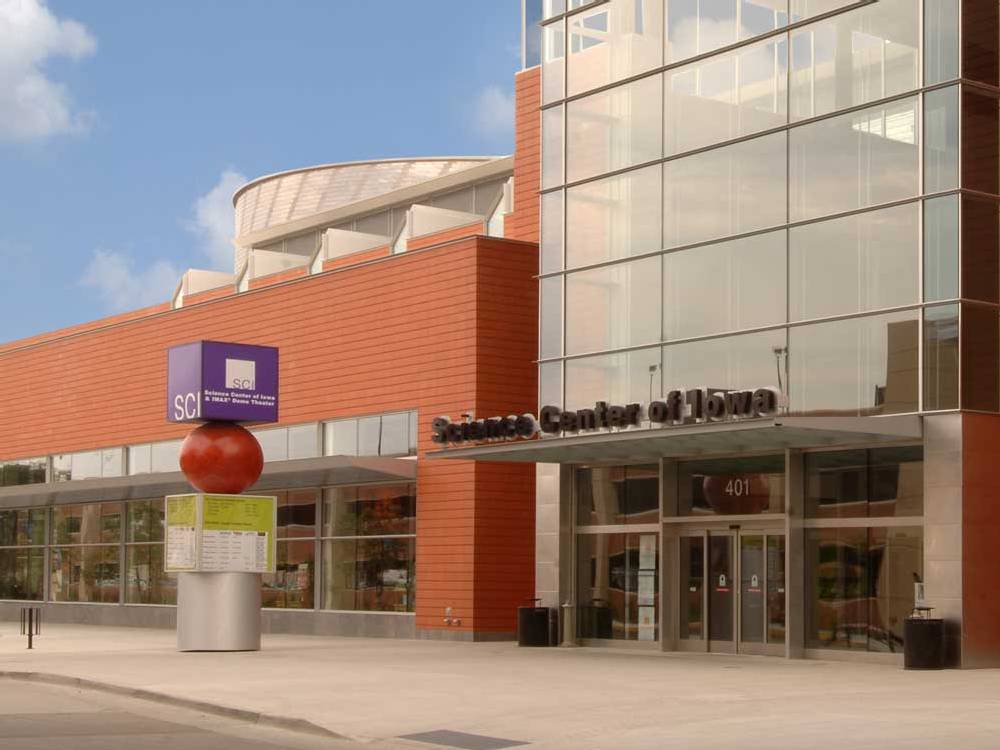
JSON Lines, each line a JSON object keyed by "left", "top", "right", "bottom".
{"left": 2, "top": 623, "right": 1000, "bottom": 749}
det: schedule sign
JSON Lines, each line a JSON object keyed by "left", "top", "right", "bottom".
{"left": 166, "top": 340, "right": 279, "bottom": 424}
{"left": 165, "top": 493, "right": 276, "bottom": 573}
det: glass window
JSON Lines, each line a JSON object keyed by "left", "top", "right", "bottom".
{"left": 565, "top": 346, "right": 661, "bottom": 412}
{"left": 566, "top": 164, "right": 661, "bottom": 268}
{"left": 128, "top": 444, "right": 151, "bottom": 475}
{"left": 262, "top": 539, "right": 315, "bottom": 609}
{"left": 789, "top": 203, "right": 919, "bottom": 322}
{"left": 325, "top": 419, "right": 358, "bottom": 456}
{"left": 924, "top": 195, "right": 959, "bottom": 302}
{"left": 0, "top": 458, "right": 46, "bottom": 486}
{"left": 540, "top": 276, "right": 563, "bottom": 359}
{"left": 805, "top": 526, "right": 923, "bottom": 652}
{"left": 525, "top": 0, "right": 545, "bottom": 68}
{"left": 126, "top": 499, "right": 164, "bottom": 543}
{"left": 543, "top": 0, "right": 565, "bottom": 20}
{"left": 666, "top": 0, "right": 787, "bottom": 64}
{"left": 541, "top": 191, "right": 564, "bottom": 273}
{"left": 408, "top": 411, "right": 418, "bottom": 455}
{"left": 567, "top": 74, "right": 662, "bottom": 183}
{"left": 567, "top": 0, "right": 663, "bottom": 96}
{"left": 664, "top": 132, "right": 786, "bottom": 250}
{"left": 678, "top": 455, "right": 785, "bottom": 516}
{"left": 664, "top": 230, "right": 786, "bottom": 340}
{"left": 51, "top": 453, "right": 70, "bottom": 482}
{"left": 277, "top": 489, "right": 318, "bottom": 539}
{"left": 540, "top": 361, "right": 563, "bottom": 410}
{"left": 322, "top": 484, "right": 416, "bottom": 538}
{"left": 322, "top": 538, "right": 415, "bottom": 612}
{"left": 542, "top": 105, "right": 564, "bottom": 189}
{"left": 254, "top": 427, "right": 288, "bottom": 462}
{"left": 925, "top": 0, "right": 959, "bottom": 84}
{"left": 924, "top": 86, "right": 959, "bottom": 194}
{"left": 923, "top": 304, "right": 959, "bottom": 411}
{"left": 663, "top": 329, "right": 788, "bottom": 395}
{"left": 790, "top": 310, "right": 919, "bottom": 416}
{"left": 0, "top": 547, "right": 44, "bottom": 600}
{"left": 125, "top": 544, "right": 176, "bottom": 605}
{"left": 790, "top": 0, "right": 918, "bottom": 122}
{"left": 790, "top": 97, "right": 919, "bottom": 223}
{"left": 805, "top": 447, "right": 923, "bottom": 519}
{"left": 0, "top": 508, "right": 46, "bottom": 547}
{"left": 576, "top": 465, "right": 659, "bottom": 525}
{"left": 288, "top": 424, "right": 318, "bottom": 460}
{"left": 576, "top": 532, "right": 659, "bottom": 641}
{"left": 52, "top": 503, "right": 123, "bottom": 545}
{"left": 565, "top": 256, "right": 661, "bottom": 355}
{"left": 791, "top": 0, "right": 864, "bottom": 21}
{"left": 101, "top": 448, "right": 123, "bottom": 478}
{"left": 543, "top": 18, "right": 565, "bottom": 103}
{"left": 357, "top": 417, "right": 381, "bottom": 456}
{"left": 380, "top": 413, "right": 410, "bottom": 457}
{"left": 150, "top": 440, "right": 181, "bottom": 473}
{"left": 665, "top": 36, "right": 787, "bottom": 156}
{"left": 49, "top": 545, "right": 120, "bottom": 603}
{"left": 679, "top": 535, "right": 704, "bottom": 639}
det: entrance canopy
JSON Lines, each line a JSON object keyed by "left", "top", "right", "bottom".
{"left": 427, "top": 416, "right": 922, "bottom": 465}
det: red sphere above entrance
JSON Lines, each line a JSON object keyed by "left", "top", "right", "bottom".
{"left": 179, "top": 421, "right": 263, "bottom": 494}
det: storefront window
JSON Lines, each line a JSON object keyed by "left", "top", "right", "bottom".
{"left": 677, "top": 456, "right": 785, "bottom": 516}
{"left": 50, "top": 545, "right": 120, "bottom": 603}
{"left": 124, "top": 498, "right": 175, "bottom": 605}
{"left": 320, "top": 484, "right": 416, "bottom": 612}
{"left": 805, "top": 448, "right": 923, "bottom": 519}
{"left": 0, "top": 458, "right": 46, "bottom": 486}
{"left": 576, "top": 532, "right": 658, "bottom": 641}
{"left": 805, "top": 526, "right": 923, "bottom": 652}
{"left": 0, "top": 508, "right": 46, "bottom": 600}
{"left": 576, "top": 465, "right": 658, "bottom": 525}
{"left": 263, "top": 539, "right": 315, "bottom": 609}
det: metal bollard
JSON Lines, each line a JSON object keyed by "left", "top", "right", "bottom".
{"left": 20, "top": 607, "right": 41, "bottom": 649}
{"left": 560, "top": 601, "right": 577, "bottom": 647}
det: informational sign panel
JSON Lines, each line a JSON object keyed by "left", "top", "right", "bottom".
{"left": 167, "top": 341, "right": 279, "bottom": 424}
{"left": 165, "top": 493, "right": 276, "bottom": 573}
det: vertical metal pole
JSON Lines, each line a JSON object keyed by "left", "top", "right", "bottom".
{"left": 27, "top": 609, "right": 33, "bottom": 650}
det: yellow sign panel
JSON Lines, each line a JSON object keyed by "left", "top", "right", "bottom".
{"left": 164, "top": 493, "right": 276, "bottom": 573}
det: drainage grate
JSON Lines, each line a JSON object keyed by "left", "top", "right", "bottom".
{"left": 399, "top": 729, "right": 528, "bottom": 750}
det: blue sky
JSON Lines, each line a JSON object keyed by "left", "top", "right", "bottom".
{"left": 0, "top": 0, "right": 521, "bottom": 341}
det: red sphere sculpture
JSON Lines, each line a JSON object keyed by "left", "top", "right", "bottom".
{"left": 179, "top": 421, "right": 263, "bottom": 494}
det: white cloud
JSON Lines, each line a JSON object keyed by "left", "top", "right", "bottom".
{"left": 0, "top": 0, "right": 96, "bottom": 141}
{"left": 81, "top": 249, "right": 180, "bottom": 313}
{"left": 472, "top": 85, "right": 514, "bottom": 143}
{"left": 186, "top": 169, "right": 246, "bottom": 271}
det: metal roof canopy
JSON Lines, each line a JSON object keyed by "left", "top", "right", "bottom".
{"left": 0, "top": 455, "right": 417, "bottom": 509}
{"left": 426, "top": 416, "right": 923, "bottom": 465}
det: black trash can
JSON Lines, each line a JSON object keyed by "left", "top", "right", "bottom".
{"left": 904, "top": 617, "right": 945, "bottom": 669}
{"left": 517, "top": 603, "right": 551, "bottom": 647}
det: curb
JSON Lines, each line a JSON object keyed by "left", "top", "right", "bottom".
{"left": 0, "top": 670, "right": 347, "bottom": 740}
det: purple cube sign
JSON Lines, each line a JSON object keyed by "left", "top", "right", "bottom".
{"left": 167, "top": 341, "right": 279, "bottom": 424}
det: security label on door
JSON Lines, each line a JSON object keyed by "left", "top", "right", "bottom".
{"left": 748, "top": 573, "right": 761, "bottom": 593}
{"left": 716, "top": 573, "right": 730, "bottom": 592}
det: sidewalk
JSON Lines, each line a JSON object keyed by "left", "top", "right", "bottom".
{"left": 2, "top": 623, "right": 1000, "bottom": 749}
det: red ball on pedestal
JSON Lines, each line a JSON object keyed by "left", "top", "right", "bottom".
{"left": 179, "top": 421, "right": 263, "bottom": 494}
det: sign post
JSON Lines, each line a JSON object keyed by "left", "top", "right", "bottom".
{"left": 166, "top": 340, "right": 279, "bottom": 652}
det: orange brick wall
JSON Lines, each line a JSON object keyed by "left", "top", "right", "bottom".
{"left": 506, "top": 67, "right": 541, "bottom": 245}
{"left": 407, "top": 221, "right": 485, "bottom": 252}
{"left": 323, "top": 245, "right": 390, "bottom": 271}
{"left": 0, "top": 237, "right": 538, "bottom": 636}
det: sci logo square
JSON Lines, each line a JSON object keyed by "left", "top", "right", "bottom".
{"left": 225, "top": 358, "right": 256, "bottom": 390}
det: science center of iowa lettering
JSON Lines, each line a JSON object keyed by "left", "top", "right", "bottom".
{"left": 432, "top": 388, "right": 780, "bottom": 446}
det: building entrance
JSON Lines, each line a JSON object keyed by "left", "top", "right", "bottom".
{"left": 679, "top": 528, "right": 785, "bottom": 655}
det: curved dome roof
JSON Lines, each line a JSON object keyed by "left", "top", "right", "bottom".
{"left": 233, "top": 157, "right": 498, "bottom": 237}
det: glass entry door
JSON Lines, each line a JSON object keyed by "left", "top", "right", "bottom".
{"left": 679, "top": 529, "right": 785, "bottom": 655}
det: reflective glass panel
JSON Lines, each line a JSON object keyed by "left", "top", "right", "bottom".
{"left": 125, "top": 544, "right": 176, "bottom": 605}
{"left": 52, "top": 503, "right": 123, "bottom": 545}
{"left": 540, "top": 276, "right": 563, "bottom": 359}
{"left": 566, "top": 164, "right": 662, "bottom": 268}
{"left": 565, "top": 256, "right": 661, "bottom": 355}
{"left": 663, "top": 329, "right": 787, "bottom": 396}
{"left": 576, "top": 532, "right": 659, "bottom": 641}
{"left": 678, "top": 455, "right": 785, "bottom": 516}
{"left": 0, "top": 547, "right": 44, "bottom": 600}
{"left": 567, "top": 0, "right": 663, "bottom": 96}
{"left": 664, "top": 132, "right": 786, "bottom": 250}
{"left": 575, "top": 464, "right": 659, "bottom": 525}
{"left": 664, "top": 230, "right": 786, "bottom": 340}
{"left": 790, "top": 0, "right": 918, "bottom": 122}
{"left": 380, "top": 412, "right": 410, "bottom": 457}
{"left": 567, "top": 74, "right": 662, "bottom": 183}
{"left": 789, "top": 203, "right": 919, "bottom": 322}
{"left": 924, "top": 86, "right": 959, "bottom": 193}
{"left": 277, "top": 489, "right": 317, "bottom": 539}
{"left": 322, "top": 484, "right": 417, "bottom": 537}
{"left": 543, "top": 19, "right": 565, "bottom": 103}
{"left": 789, "top": 309, "right": 919, "bottom": 416}
{"left": 321, "top": 537, "right": 415, "bottom": 612}
{"left": 288, "top": 424, "right": 318, "bottom": 459}
{"left": 0, "top": 458, "right": 46, "bottom": 486}
{"left": 357, "top": 417, "right": 381, "bottom": 456}
{"left": 539, "top": 361, "right": 563, "bottom": 410}
{"left": 0, "top": 508, "right": 46, "bottom": 546}
{"left": 262, "top": 539, "right": 315, "bottom": 609}
{"left": 126, "top": 499, "right": 164, "bottom": 543}
{"left": 924, "top": 195, "right": 959, "bottom": 302}
{"left": 790, "top": 97, "right": 919, "bottom": 223}
{"left": 679, "top": 535, "right": 704, "bottom": 639}
{"left": 740, "top": 534, "right": 765, "bottom": 643}
{"left": 767, "top": 535, "right": 786, "bottom": 643}
{"left": 925, "top": 0, "right": 959, "bottom": 84}
{"left": 708, "top": 534, "right": 734, "bottom": 641}
{"left": 564, "top": 347, "right": 661, "bottom": 412}
{"left": 542, "top": 105, "right": 564, "bottom": 189}
{"left": 665, "top": 35, "right": 787, "bottom": 156}
{"left": 150, "top": 440, "right": 181, "bottom": 473}
{"left": 541, "top": 191, "right": 564, "bottom": 273}
{"left": 324, "top": 419, "right": 357, "bottom": 457}
{"left": 128, "top": 445, "right": 151, "bottom": 476}
{"left": 923, "top": 304, "right": 959, "bottom": 411}
{"left": 666, "top": 0, "right": 787, "bottom": 64}
{"left": 49, "top": 545, "right": 120, "bottom": 603}
{"left": 804, "top": 447, "right": 923, "bottom": 519}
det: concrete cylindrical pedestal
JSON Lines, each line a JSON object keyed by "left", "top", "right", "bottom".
{"left": 177, "top": 572, "right": 261, "bottom": 651}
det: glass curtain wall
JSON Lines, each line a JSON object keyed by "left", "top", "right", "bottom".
{"left": 0, "top": 508, "right": 45, "bottom": 600}
{"left": 125, "top": 499, "right": 175, "bottom": 605}
{"left": 538, "top": 0, "right": 982, "bottom": 416}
